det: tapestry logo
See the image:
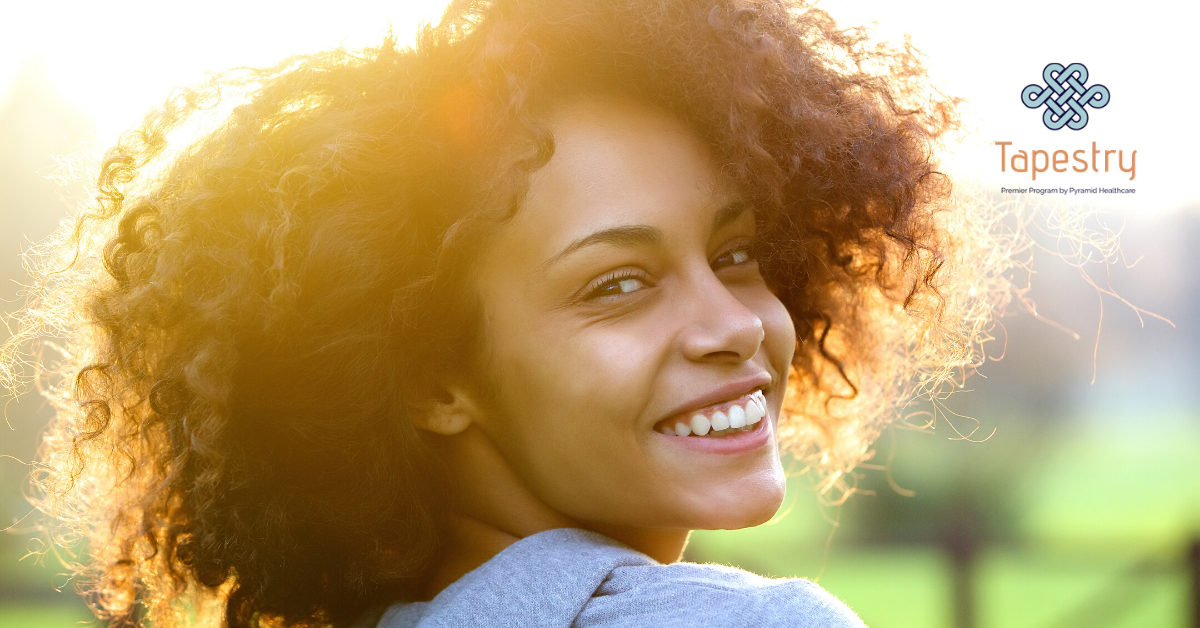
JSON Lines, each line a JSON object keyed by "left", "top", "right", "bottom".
{"left": 1021, "top": 63, "right": 1110, "bottom": 130}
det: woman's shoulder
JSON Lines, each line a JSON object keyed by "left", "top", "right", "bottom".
{"left": 374, "top": 528, "right": 865, "bottom": 628}
{"left": 579, "top": 560, "right": 866, "bottom": 628}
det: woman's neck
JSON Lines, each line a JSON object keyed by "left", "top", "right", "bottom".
{"left": 420, "top": 424, "right": 691, "bottom": 599}
{"left": 421, "top": 515, "right": 521, "bottom": 600}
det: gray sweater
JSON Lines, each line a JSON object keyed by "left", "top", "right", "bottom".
{"left": 375, "top": 528, "right": 866, "bottom": 628}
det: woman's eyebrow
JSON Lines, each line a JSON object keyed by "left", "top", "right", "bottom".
{"left": 543, "top": 201, "right": 747, "bottom": 269}
{"left": 544, "top": 225, "right": 664, "bottom": 268}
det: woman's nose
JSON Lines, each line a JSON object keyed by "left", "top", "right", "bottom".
{"left": 676, "top": 273, "right": 765, "bottom": 364}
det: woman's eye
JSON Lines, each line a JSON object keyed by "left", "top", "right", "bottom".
{"left": 713, "top": 245, "right": 753, "bottom": 270}
{"left": 586, "top": 275, "right": 647, "bottom": 300}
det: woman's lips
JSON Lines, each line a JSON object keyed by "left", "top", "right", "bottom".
{"left": 654, "top": 389, "right": 767, "bottom": 436}
{"left": 651, "top": 390, "right": 771, "bottom": 454}
{"left": 652, "top": 407, "right": 771, "bottom": 455}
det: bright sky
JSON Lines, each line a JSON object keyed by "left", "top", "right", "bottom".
{"left": 2, "top": 0, "right": 1196, "bottom": 213}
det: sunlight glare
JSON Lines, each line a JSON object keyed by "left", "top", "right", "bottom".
{"left": 1, "top": 0, "right": 453, "bottom": 146}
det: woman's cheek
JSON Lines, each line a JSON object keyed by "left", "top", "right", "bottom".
{"left": 528, "top": 325, "right": 650, "bottom": 439}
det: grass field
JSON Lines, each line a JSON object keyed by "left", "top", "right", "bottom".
{"left": 0, "top": 603, "right": 93, "bottom": 628}
{"left": 685, "top": 534, "right": 1188, "bottom": 628}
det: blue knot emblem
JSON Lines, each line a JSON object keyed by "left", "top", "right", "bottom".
{"left": 1021, "top": 63, "right": 1110, "bottom": 130}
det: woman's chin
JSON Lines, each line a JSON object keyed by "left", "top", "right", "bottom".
{"left": 679, "top": 468, "right": 787, "bottom": 531}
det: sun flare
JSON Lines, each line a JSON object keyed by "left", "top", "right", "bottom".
{"left": 1, "top": 0, "right": 453, "bottom": 146}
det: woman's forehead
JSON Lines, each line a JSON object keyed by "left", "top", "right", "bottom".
{"left": 503, "top": 96, "right": 740, "bottom": 261}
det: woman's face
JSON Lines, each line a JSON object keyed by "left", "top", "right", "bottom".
{"left": 470, "top": 96, "right": 795, "bottom": 532}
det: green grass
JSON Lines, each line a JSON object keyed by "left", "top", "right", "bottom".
{"left": 687, "top": 534, "right": 1190, "bottom": 628}
{"left": 0, "top": 604, "right": 94, "bottom": 628}
{"left": 978, "top": 549, "right": 1187, "bottom": 628}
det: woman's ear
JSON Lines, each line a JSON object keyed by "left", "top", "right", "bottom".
{"left": 411, "top": 383, "right": 485, "bottom": 436}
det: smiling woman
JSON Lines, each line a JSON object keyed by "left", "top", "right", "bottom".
{"left": 429, "top": 97, "right": 798, "bottom": 573}
{"left": 0, "top": 0, "right": 1009, "bottom": 627}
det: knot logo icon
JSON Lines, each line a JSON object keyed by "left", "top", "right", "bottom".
{"left": 1021, "top": 63, "right": 1110, "bottom": 130}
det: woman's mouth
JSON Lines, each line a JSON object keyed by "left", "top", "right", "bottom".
{"left": 654, "top": 390, "right": 767, "bottom": 438}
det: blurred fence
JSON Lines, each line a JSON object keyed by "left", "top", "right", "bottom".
{"left": 942, "top": 534, "right": 1200, "bottom": 628}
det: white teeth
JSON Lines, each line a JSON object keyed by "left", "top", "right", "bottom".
{"left": 728, "top": 404, "right": 746, "bottom": 428}
{"left": 745, "top": 399, "right": 764, "bottom": 425}
{"left": 660, "top": 392, "right": 768, "bottom": 438}
{"left": 710, "top": 410, "right": 730, "bottom": 431}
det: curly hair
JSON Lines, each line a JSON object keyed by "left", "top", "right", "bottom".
{"left": 0, "top": 0, "right": 1017, "bottom": 626}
